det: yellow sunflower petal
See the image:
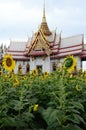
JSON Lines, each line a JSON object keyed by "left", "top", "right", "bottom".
{"left": 2, "top": 54, "right": 16, "bottom": 72}
{"left": 33, "top": 104, "right": 39, "bottom": 111}
{"left": 64, "top": 55, "right": 76, "bottom": 73}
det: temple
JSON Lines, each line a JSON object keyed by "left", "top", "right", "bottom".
{"left": 7, "top": 2, "right": 86, "bottom": 74}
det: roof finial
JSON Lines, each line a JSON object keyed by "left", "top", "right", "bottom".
{"left": 43, "top": 0, "right": 45, "bottom": 17}
{"left": 39, "top": 0, "right": 52, "bottom": 36}
{"left": 42, "top": 0, "right": 46, "bottom": 23}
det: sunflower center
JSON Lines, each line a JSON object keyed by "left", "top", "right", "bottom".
{"left": 6, "top": 58, "right": 12, "bottom": 67}
{"left": 33, "top": 70, "right": 36, "bottom": 74}
{"left": 65, "top": 57, "right": 73, "bottom": 68}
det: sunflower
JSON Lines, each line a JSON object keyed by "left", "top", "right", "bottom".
{"left": 33, "top": 104, "right": 39, "bottom": 111}
{"left": 2, "top": 54, "right": 16, "bottom": 72}
{"left": 32, "top": 69, "right": 38, "bottom": 76}
{"left": 0, "top": 71, "right": 2, "bottom": 75}
{"left": 75, "top": 85, "right": 82, "bottom": 91}
{"left": 42, "top": 71, "right": 49, "bottom": 80}
{"left": 64, "top": 55, "right": 76, "bottom": 73}
{"left": 43, "top": 71, "right": 49, "bottom": 79}
{"left": 13, "top": 78, "right": 19, "bottom": 87}
{"left": 18, "top": 68, "right": 22, "bottom": 75}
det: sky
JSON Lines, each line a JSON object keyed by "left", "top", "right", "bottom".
{"left": 0, "top": 0, "right": 86, "bottom": 47}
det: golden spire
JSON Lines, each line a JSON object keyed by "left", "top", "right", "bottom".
{"left": 42, "top": 0, "right": 46, "bottom": 23}
{"left": 39, "top": 0, "right": 52, "bottom": 36}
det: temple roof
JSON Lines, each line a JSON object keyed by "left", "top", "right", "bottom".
{"left": 81, "top": 43, "right": 86, "bottom": 58}
{"left": 27, "top": 29, "right": 52, "bottom": 56}
{"left": 50, "top": 34, "right": 84, "bottom": 59}
{"left": 8, "top": 41, "right": 30, "bottom": 60}
{"left": 7, "top": 34, "right": 84, "bottom": 60}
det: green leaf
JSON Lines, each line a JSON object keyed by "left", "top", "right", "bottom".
{"left": 47, "top": 124, "right": 83, "bottom": 130}
{"left": 22, "top": 112, "right": 34, "bottom": 122}
{"left": 73, "top": 114, "right": 86, "bottom": 124}
{"left": 0, "top": 116, "right": 16, "bottom": 127}
{"left": 67, "top": 113, "right": 85, "bottom": 125}
{"left": 42, "top": 107, "right": 53, "bottom": 125}
{"left": 42, "top": 107, "right": 66, "bottom": 126}
{"left": 71, "top": 101, "right": 84, "bottom": 112}
{"left": 62, "top": 124, "right": 83, "bottom": 130}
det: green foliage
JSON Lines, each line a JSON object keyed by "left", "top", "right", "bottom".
{"left": 0, "top": 69, "right": 86, "bottom": 130}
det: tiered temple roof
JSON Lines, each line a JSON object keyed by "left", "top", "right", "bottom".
{"left": 8, "top": 41, "right": 30, "bottom": 61}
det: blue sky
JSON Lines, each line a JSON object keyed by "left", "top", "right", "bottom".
{"left": 0, "top": 0, "right": 86, "bottom": 46}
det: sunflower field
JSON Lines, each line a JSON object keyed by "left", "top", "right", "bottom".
{"left": 0, "top": 55, "right": 86, "bottom": 130}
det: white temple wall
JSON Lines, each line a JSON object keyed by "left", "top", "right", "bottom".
{"left": 44, "top": 56, "right": 50, "bottom": 72}
{"left": 13, "top": 55, "right": 82, "bottom": 74}
{"left": 58, "top": 58, "right": 64, "bottom": 67}
{"left": 14, "top": 61, "right": 21, "bottom": 74}
{"left": 29, "top": 57, "right": 35, "bottom": 71}
{"left": 30, "top": 56, "right": 50, "bottom": 73}
{"left": 14, "top": 60, "right": 29, "bottom": 74}
{"left": 76, "top": 56, "right": 81, "bottom": 70}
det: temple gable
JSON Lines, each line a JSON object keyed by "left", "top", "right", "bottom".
{"left": 28, "top": 30, "right": 52, "bottom": 56}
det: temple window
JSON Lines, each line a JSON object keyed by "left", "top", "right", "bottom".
{"left": 26, "top": 63, "right": 30, "bottom": 73}
{"left": 18, "top": 63, "right": 22, "bottom": 74}
{"left": 36, "top": 65, "right": 42, "bottom": 75}
{"left": 52, "top": 62, "right": 57, "bottom": 71}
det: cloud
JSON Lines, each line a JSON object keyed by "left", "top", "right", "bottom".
{"left": 0, "top": 0, "right": 86, "bottom": 46}
{"left": 45, "top": 3, "right": 86, "bottom": 38}
{"left": 0, "top": 1, "right": 42, "bottom": 26}
{"left": 0, "top": 1, "right": 42, "bottom": 46}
